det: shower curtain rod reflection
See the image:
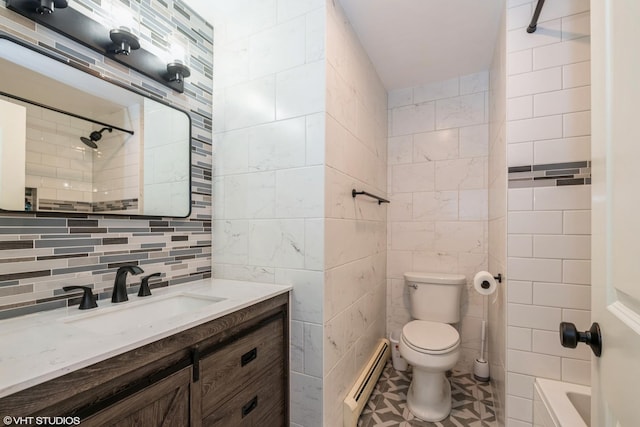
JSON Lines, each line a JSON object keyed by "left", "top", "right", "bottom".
{"left": 0, "top": 91, "right": 134, "bottom": 135}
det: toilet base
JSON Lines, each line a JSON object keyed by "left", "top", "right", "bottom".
{"left": 406, "top": 368, "right": 452, "bottom": 422}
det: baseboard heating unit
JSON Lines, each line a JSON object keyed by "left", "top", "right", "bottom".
{"left": 343, "top": 338, "right": 391, "bottom": 427}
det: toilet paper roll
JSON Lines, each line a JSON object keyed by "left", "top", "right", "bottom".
{"left": 473, "top": 271, "right": 498, "bottom": 296}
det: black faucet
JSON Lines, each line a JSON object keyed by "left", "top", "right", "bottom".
{"left": 112, "top": 265, "right": 144, "bottom": 303}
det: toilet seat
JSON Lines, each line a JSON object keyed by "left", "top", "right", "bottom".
{"left": 401, "top": 320, "right": 460, "bottom": 355}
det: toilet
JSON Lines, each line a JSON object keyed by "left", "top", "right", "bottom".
{"left": 399, "top": 272, "right": 466, "bottom": 422}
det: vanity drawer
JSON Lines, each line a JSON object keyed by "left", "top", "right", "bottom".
{"left": 202, "top": 361, "right": 285, "bottom": 427}
{"left": 199, "top": 315, "right": 284, "bottom": 416}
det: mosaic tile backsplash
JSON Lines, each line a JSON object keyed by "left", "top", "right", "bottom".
{"left": 508, "top": 161, "right": 591, "bottom": 188}
{"left": 0, "top": 0, "right": 213, "bottom": 319}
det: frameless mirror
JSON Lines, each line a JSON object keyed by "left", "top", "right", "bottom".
{"left": 0, "top": 37, "right": 191, "bottom": 217}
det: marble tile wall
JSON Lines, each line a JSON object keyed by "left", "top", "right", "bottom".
{"left": 488, "top": 6, "right": 508, "bottom": 426}
{"left": 323, "top": 1, "right": 387, "bottom": 426}
{"left": 504, "top": 1, "right": 591, "bottom": 426}
{"left": 204, "top": 1, "right": 326, "bottom": 426}
{"left": 387, "top": 72, "right": 490, "bottom": 373}
{"left": 0, "top": 0, "right": 213, "bottom": 318}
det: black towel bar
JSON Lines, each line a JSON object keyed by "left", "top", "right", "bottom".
{"left": 352, "top": 189, "right": 390, "bottom": 205}
{"left": 527, "top": 0, "right": 546, "bottom": 33}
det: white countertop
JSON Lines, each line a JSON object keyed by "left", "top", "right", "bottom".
{"left": 0, "top": 278, "right": 291, "bottom": 399}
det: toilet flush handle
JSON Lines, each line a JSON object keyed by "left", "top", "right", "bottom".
{"left": 408, "top": 283, "right": 418, "bottom": 289}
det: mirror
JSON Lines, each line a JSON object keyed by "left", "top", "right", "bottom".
{"left": 0, "top": 37, "right": 191, "bottom": 217}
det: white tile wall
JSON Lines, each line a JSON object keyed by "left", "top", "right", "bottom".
{"left": 387, "top": 72, "right": 489, "bottom": 371}
{"left": 503, "top": 2, "right": 592, "bottom": 426}
{"left": 323, "top": 0, "right": 388, "bottom": 424}
{"left": 210, "top": 2, "right": 326, "bottom": 425}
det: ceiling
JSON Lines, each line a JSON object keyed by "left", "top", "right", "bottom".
{"left": 338, "top": 0, "right": 505, "bottom": 90}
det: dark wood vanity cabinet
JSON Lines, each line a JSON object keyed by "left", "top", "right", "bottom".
{"left": 0, "top": 294, "right": 289, "bottom": 427}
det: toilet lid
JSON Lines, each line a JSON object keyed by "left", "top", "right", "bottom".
{"left": 402, "top": 320, "right": 460, "bottom": 354}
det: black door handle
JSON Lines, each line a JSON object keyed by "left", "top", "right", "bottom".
{"left": 559, "top": 322, "right": 602, "bottom": 357}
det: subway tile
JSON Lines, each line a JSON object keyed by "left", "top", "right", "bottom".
{"left": 508, "top": 302, "right": 562, "bottom": 330}
{"left": 508, "top": 188, "right": 533, "bottom": 211}
{"left": 508, "top": 115, "right": 563, "bottom": 143}
{"left": 562, "top": 12, "right": 591, "bottom": 41}
{"left": 533, "top": 235, "right": 590, "bottom": 260}
{"left": 561, "top": 358, "right": 590, "bottom": 386}
{"left": 508, "top": 280, "right": 533, "bottom": 304}
{"left": 533, "top": 37, "right": 591, "bottom": 70}
{"left": 508, "top": 142, "right": 534, "bottom": 167}
{"left": 507, "top": 96, "right": 533, "bottom": 121}
{"left": 507, "top": 349, "right": 561, "bottom": 379}
{"left": 509, "top": 235, "right": 533, "bottom": 257}
{"left": 538, "top": 0, "right": 590, "bottom": 24}
{"left": 563, "top": 260, "right": 591, "bottom": 285}
{"left": 562, "top": 61, "right": 591, "bottom": 89}
{"left": 507, "top": 67, "right": 562, "bottom": 98}
{"left": 508, "top": 211, "right": 563, "bottom": 234}
{"left": 507, "top": 372, "right": 536, "bottom": 399}
{"left": 508, "top": 326, "right": 532, "bottom": 351}
{"left": 506, "top": 418, "right": 532, "bottom": 427}
{"left": 507, "top": 394, "right": 533, "bottom": 422}
{"left": 562, "top": 309, "right": 591, "bottom": 331}
{"left": 563, "top": 111, "right": 591, "bottom": 138}
{"left": 507, "top": 3, "right": 532, "bottom": 31}
{"left": 508, "top": 49, "right": 533, "bottom": 76}
{"left": 509, "top": 257, "right": 562, "bottom": 283}
{"left": 532, "top": 329, "right": 591, "bottom": 359}
{"left": 508, "top": 19, "right": 562, "bottom": 53}
{"left": 533, "top": 185, "right": 591, "bottom": 210}
{"left": 533, "top": 86, "right": 590, "bottom": 117}
{"left": 533, "top": 136, "right": 590, "bottom": 165}
{"left": 563, "top": 210, "right": 591, "bottom": 235}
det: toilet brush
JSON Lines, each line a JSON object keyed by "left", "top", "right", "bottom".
{"left": 474, "top": 320, "right": 490, "bottom": 382}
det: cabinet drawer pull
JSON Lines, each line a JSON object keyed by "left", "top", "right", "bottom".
{"left": 241, "top": 396, "right": 258, "bottom": 418}
{"left": 241, "top": 347, "right": 257, "bottom": 366}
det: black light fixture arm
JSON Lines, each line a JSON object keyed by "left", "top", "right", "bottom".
{"left": 527, "top": 0, "right": 546, "bottom": 33}
{"left": 352, "top": 189, "right": 390, "bottom": 205}
{"left": 0, "top": 91, "right": 134, "bottom": 136}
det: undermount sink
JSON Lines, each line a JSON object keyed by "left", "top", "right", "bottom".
{"left": 61, "top": 293, "right": 225, "bottom": 335}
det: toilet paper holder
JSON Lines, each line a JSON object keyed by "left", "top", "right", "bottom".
{"left": 481, "top": 273, "right": 502, "bottom": 289}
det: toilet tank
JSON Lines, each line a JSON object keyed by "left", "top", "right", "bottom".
{"left": 404, "top": 272, "right": 466, "bottom": 323}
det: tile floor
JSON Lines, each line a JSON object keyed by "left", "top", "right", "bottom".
{"left": 358, "top": 362, "right": 497, "bottom": 427}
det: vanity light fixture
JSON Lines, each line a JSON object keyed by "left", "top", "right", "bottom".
{"left": 35, "top": 0, "right": 67, "bottom": 14}
{"left": 6, "top": 0, "right": 189, "bottom": 93}
{"left": 109, "top": 27, "right": 140, "bottom": 56}
{"left": 166, "top": 61, "right": 191, "bottom": 83}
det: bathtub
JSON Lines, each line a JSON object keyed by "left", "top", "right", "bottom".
{"left": 533, "top": 378, "right": 591, "bottom": 427}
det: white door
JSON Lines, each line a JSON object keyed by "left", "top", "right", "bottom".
{"left": 591, "top": 0, "right": 640, "bottom": 426}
